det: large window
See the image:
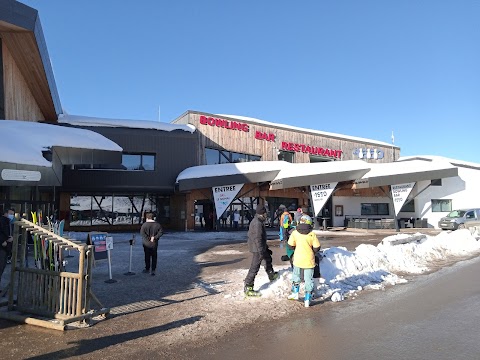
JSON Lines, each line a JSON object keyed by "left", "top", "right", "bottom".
{"left": 400, "top": 199, "right": 415, "bottom": 212}
{"left": 278, "top": 150, "right": 294, "bottom": 163}
{"left": 309, "top": 155, "right": 333, "bottom": 163}
{"left": 361, "top": 203, "right": 390, "bottom": 216}
{"left": 122, "top": 153, "right": 155, "bottom": 170}
{"left": 205, "top": 148, "right": 261, "bottom": 165}
{"left": 70, "top": 194, "right": 167, "bottom": 226}
{"left": 432, "top": 199, "right": 452, "bottom": 212}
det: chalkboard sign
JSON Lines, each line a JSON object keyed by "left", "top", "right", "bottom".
{"left": 87, "top": 232, "right": 109, "bottom": 260}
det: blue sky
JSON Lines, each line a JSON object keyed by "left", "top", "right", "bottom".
{"left": 21, "top": 0, "right": 480, "bottom": 163}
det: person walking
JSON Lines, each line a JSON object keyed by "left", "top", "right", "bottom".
{"left": 244, "top": 205, "right": 279, "bottom": 296}
{"left": 0, "top": 207, "right": 14, "bottom": 286}
{"left": 280, "top": 208, "right": 293, "bottom": 242}
{"left": 287, "top": 214, "right": 321, "bottom": 307}
{"left": 140, "top": 212, "right": 163, "bottom": 276}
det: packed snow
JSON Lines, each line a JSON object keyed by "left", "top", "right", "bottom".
{"left": 224, "top": 229, "right": 480, "bottom": 303}
{"left": 0, "top": 120, "right": 122, "bottom": 167}
{"left": 59, "top": 114, "right": 195, "bottom": 133}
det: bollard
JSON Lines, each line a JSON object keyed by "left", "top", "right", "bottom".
{"left": 124, "top": 234, "right": 136, "bottom": 276}
{"left": 104, "top": 236, "right": 117, "bottom": 283}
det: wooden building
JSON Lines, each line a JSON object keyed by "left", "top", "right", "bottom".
{"left": 172, "top": 111, "right": 401, "bottom": 230}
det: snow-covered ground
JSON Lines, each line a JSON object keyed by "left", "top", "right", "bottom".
{"left": 218, "top": 229, "right": 480, "bottom": 303}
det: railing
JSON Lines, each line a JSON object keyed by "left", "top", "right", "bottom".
{"left": 0, "top": 219, "right": 108, "bottom": 330}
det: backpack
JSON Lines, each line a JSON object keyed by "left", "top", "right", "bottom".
{"left": 282, "top": 214, "right": 290, "bottom": 228}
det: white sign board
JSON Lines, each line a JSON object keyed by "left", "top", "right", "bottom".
{"left": 1, "top": 169, "right": 41, "bottom": 181}
{"left": 105, "top": 236, "right": 114, "bottom": 250}
{"left": 212, "top": 184, "right": 244, "bottom": 220}
{"left": 353, "top": 178, "right": 370, "bottom": 189}
{"left": 310, "top": 182, "right": 338, "bottom": 217}
{"left": 391, "top": 182, "right": 415, "bottom": 216}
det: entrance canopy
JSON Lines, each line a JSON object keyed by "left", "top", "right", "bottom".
{"left": 356, "top": 158, "right": 458, "bottom": 188}
{"left": 269, "top": 160, "right": 371, "bottom": 190}
{"left": 176, "top": 161, "right": 290, "bottom": 191}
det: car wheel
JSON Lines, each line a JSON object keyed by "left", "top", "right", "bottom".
{"left": 457, "top": 223, "right": 465, "bottom": 229}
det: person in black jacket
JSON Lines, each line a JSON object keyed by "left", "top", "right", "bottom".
{"left": 244, "top": 205, "right": 279, "bottom": 296}
{"left": 0, "top": 207, "right": 14, "bottom": 286}
{"left": 140, "top": 212, "right": 163, "bottom": 276}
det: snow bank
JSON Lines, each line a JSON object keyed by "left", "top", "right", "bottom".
{"left": 231, "top": 230, "right": 480, "bottom": 303}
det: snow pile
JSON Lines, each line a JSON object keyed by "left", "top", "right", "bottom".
{"left": 230, "top": 230, "right": 480, "bottom": 302}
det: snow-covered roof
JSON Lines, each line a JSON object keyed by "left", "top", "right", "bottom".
{"left": 59, "top": 114, "right": 196, "bottom": 133}
{"left": 398, "top": 155, "right": 480, "bottom": 171}
{"left": 0, "top": 120, "right": 122, "bottom": 167}
{"left": 176, "top": 161, "right": 290, "bottom": 191}
{"left": 269, "top": 160, "right": 371, "bottom": 190}
{"left": 217, "top": 113, "right": 396, "bottom": 148}
{"left": 360, "top": 158, "right": 458, "bottom": 187}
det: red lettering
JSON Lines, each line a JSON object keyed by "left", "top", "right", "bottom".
{"left": 300, "top": 144, "right": 306, "bottom": 152}
{"left": 317, "top": 147, "right": 324, "bottom": 156}
{"left": 324, "top": 149, "right": 331, "bottom": 157}
{"left": 306, "top": 146, "right": 312, "bottom": 154}
{"left": 207, "top": 117, "right": 215, "bottom": 126}
{"left": 255, "top": 131, "right": 263, "bottom": 140}
{"left": 200, "top": 115, "right": 208, "bottom": 125}
{"left": 294, "top": 144, "right": 300, "bottom": 152}
{"left": 288, "top": 142, "right": 295, "bottom": 151}
{"left": 311, "top": 147, "right": 318, "bottom": 155}
{"left": 336, "top": 150, "right": 343, "bottom": 158}
{"left": 268, "top": 133, "right": 275, "bottom": 142}
{"left": 215, "top": 119, "right": 224, "bottom": 128}
{"left": 241, "top": 124, "right": 249, "bottom": 132}
{"left": 281, "top": 142, "right": 289, "bottom": 150}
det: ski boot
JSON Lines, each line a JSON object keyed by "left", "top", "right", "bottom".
{"left": 304, "top": 292, "right": 312, "bottom": 308}
{"left": 287, "top": 284, "right": 299, "bottom": 300}
{"left": 244, "top": 285, "right": 261, "bottom": 297}
{"left": 267, "top": 271, "right": 279, "bottom": 282}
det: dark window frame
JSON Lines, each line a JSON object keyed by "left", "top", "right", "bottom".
{"left": 431, "top": 199, "right": 452, "bottom": 212}
{"left": 361, "top": 203, "right": 390, "bottom": 216}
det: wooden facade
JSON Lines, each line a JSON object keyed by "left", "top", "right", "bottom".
{"left": 2, "top": 41, "right": 45, "bottom": 121}
{"left": 173, "top": 111, "right": 400, "bottom": 165}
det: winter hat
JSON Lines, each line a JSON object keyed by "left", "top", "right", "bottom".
{"left": 256, "top": 205, "right": 267, "bottom": 215}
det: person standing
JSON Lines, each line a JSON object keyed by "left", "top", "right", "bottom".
{"left": 233, "top": 209, "right": 240, "bottom": 229}
{"left": 280, "top": 208, "right": 293, "bottom": 242}
{"left": 294, "top": 207, "right": 303, "bottom": 224}
{"left": 287, "top": 215, "right": 321, "bottom": 307}
{"left": 140, "top": 212, "right": 163, "bottom": 276}
{"left": 244, "top": 205, "right": 279, "bottom": 296}
{"left": 0, "top": 207, "right": 14, "bottom": 286}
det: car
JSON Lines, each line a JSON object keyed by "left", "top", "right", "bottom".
{"left": 438, "top": 208, "right": 480, "bottom": 230}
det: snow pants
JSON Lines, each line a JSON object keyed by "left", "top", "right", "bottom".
{"left": 244, "top": 248, "right": 274, "bottom": 287}
{"left": 292, "top": 266, "right": 314, "bottom": 293}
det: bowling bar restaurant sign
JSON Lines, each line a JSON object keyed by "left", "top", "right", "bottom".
{"left": 199, "top": 115, "right": 343, "bottom": 160}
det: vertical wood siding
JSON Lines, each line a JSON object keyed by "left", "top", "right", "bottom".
{"left": 2, "top": 42, "right": 44, "bottom": 121}
{"left": 176, "top": 112, "right": 400, "bottom": 165}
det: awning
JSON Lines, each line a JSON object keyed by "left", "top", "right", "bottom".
{"left": 357, "top": 159, "right": 458, "bottom": 188}
{"left": 176, "top": 161, "right": 290, "bottom": 191}
{"left": 269, "top": 160, "right": 371, "bottom": 190}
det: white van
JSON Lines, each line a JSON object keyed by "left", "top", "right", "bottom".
{"left": 438, "top": 208, "right": 480, "bottom": 230}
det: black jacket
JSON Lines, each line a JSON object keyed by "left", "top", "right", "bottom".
{"left": 247, "top": 214, "right": 267, "bottom": 253}
{"left": 140, "top": 220, "right": 163, "bottom": 248}
{"left": 0, "top": 215, "right": 12, "bottom": 253}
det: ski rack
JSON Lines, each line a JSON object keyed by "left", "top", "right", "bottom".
{"left": 0, "top": 219, "right": 110, "bottom": 330}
